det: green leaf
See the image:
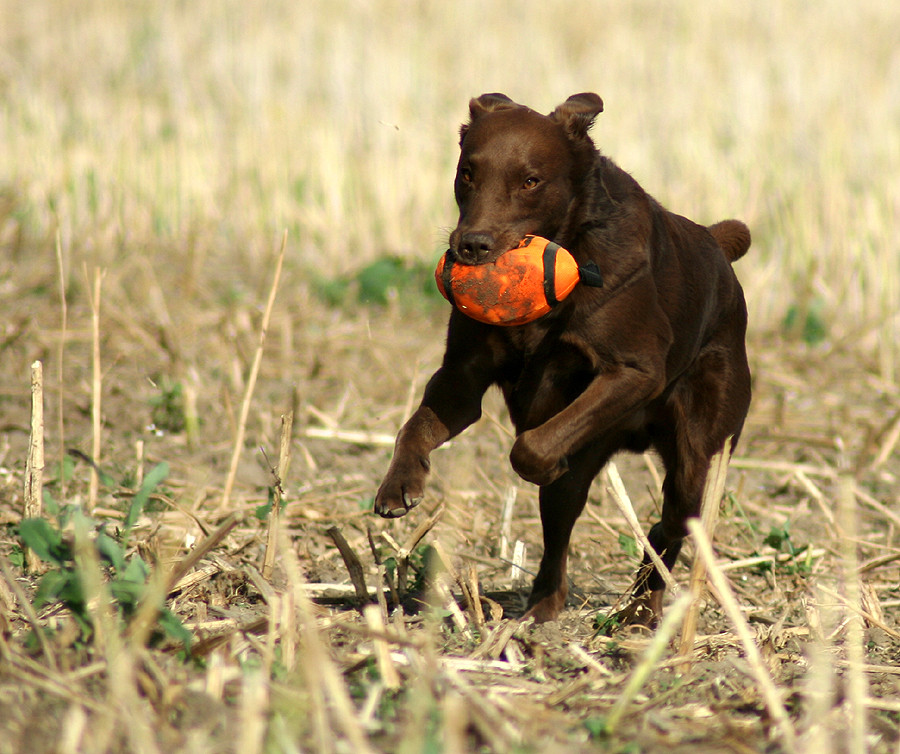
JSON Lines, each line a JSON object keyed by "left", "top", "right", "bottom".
{"left": 34, "top": 569, "right": 80, "bottom": 610}
{"left": 803, "top": 316, "right": 827, "bottom": 345}
{"left": 782, "top": 299, "right": 827, "bottom": 345}
{"left": 96, "top": 529, "right": 126, "bottom": 572}
{"left": 149, "top": 378, "right": 187, "bottom": 434}
{"left": 7, "top": 545, "right": 25, "bottom": 569}
{"left": 311, "top": 275, "right": 350, "bottom": 307}
{"left": 617, "top": 533, "right": 639, "bottom": 559}
{"left": 355, "top": 257, "right": 406, "bottom": 305}
{"left": 19, "top": 518, "right": 69, "bottom": 566}
{"left": 42, "top": 488, "right": 60, "bottom": 517}
{"left": 593, "top": 612, "right": 622, "bottom": 637}
{"left": 122, "top": 555, "right": 150, "bottom": 584}
{"left": 123, "top": 462, "right": 169, "bottom": 540}
{"left": 763, "top": 523, "right": 790, "bottom": 551}
{"left": 254, "top": 486, "right": 276, "bottom": 521}
{"left": 414, "top": 258, "right": 445, "bottom": 303}
{"left": 109, "top": 578, "right": 145, "bottom": 609}
{"left": 157, "top": 608, "right": 192, "bottom": 649}
{"left": 583, "top": 716, "right": 608, "bottom": 739}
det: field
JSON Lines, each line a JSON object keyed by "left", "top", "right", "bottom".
{"left": 1, "top": 1, "right": 899, "bottom": 752}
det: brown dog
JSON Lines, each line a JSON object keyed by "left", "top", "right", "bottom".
{"left": 375, "top": 93, "right": 751, "bottom": 625}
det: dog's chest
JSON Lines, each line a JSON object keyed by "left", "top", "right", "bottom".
{"left": 497, "top": 328, "right": 599, "bottom": 430}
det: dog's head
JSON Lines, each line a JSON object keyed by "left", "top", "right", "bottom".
{"left": 449, "top": 93, "right": 603, "bottom": 265}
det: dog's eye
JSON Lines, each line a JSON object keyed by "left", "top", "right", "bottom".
{"left": 460, "top": 168, "right": 473, "bottom": 183}
{"left": 523, "top": 177, "right": 540, "bottom": 189}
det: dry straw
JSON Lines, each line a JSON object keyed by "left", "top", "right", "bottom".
{"left": 687, "top": 518, "right": 797, "bottom": 752}
{"left": 607, "top": 462, "right": 679, "bottom": 596}
{"left": 55, "top": 229, "right": 68, "bottom": 501}
{"left": 279, "top": 528, "right": 377, "bottom": 754}
{"left": 262, "top": 411, "right": 293, "bottom": 580}
{"left": 86, "top": 266, "right": 105, "bottom": 512}
{"left": 837, "top": 474, "right": 868, "bottom": 754}
{"left": 221, "top": 231, "right": 287, "bottom": 511}
{"left": 603, "top": 591, "right": 692, "bottom": 735}
{"left": 24, "top": 360, "right": 44, "bottom": 572}
{"left": 678, "top": 439, "right": 732, "bottom": 661}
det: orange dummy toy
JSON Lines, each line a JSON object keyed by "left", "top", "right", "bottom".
{"left": 435, "top": 235, "right": 603, "bottom": 326}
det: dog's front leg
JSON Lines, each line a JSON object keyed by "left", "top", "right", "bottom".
{"left": 375, "top": 315, "right": 498, "bottom": 518}
{"left": 510, "top": 354, "right": 666, "bottom": 486}
{"left": 375, "top": 376, "right": 485, "bottom": 518}
{"left": 374, "top": 403, "right": 450, "bottom": 518}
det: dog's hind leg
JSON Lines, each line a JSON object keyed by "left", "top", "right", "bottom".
{"left": 523, "top": 441, "right": 612, "bottom": 623}
{"left": 614, "top": 340, "right": 751, "bottom": 628}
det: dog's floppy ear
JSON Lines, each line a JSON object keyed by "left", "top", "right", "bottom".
{"left": 550, "top": 93, "right": 604, "bottom": 139}
{"left": 460, "top": 93, "right": 517, "bottom": 144}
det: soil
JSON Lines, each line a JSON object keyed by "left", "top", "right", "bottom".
{"left": 1, "top": 266, "right": 899, "bottom": 753}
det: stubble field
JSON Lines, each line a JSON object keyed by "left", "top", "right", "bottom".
{"left": 1, "top": 2, "right": 899, "bottom": 752}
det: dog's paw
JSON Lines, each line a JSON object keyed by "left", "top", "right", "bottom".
{"left": 606, "top": 591, "right": 664, "bottom": 630}
{"left": 521, "top": 593, "right": 565, "bottom": 624}
{"left": 374, "top": 457, "right": 428, "bottom": 518}
{"left": 509, "top": 432, "right": 568, "bottom": 486}
{"left": 374, "top": 480, "right": 423, "bottom": 518}
{"left": 374, "top": 489, "right": 422, "bottom": 518}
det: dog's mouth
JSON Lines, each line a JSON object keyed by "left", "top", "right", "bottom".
{"left": 448, "top": 248, "right": 502, "bottom": 266}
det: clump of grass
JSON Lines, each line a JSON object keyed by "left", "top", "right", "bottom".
{"left": 18, "top": 462, "right": 191, "bottom": 650}
{"left": 148, "top": 377, "right": 186, "bottom": 434}
{"left": 311, "top": 254, "right": 445, "bottom": 311}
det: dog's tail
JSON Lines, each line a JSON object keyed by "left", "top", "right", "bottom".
{"left": 708, "top": 219, "right": 751, "bottom": 263}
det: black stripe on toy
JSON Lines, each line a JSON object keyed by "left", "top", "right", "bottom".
{"left": 441, "top": 252, "right": 456, "bottom": 307}
{"left": 542, "top": 241, "right": 560, "bottom": 306}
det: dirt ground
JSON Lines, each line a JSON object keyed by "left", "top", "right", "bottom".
{"left": 1, "top": 249, "right": 899, "bottom": 753}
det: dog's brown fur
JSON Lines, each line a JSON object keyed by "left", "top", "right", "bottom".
{"left": 375, "top": 93, "right": 751, "bottom": 625}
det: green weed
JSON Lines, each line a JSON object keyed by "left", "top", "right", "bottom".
{"left": 311, "top": 255, "right": 445, "bottom": 311}
{"left": 758, "top": 522, "right": 812, "bottom": 575}
{"left": 617, "top": 533, "right": 640, "bottom": 560}
{"left": 18, "top": 462, "right": 191, "bottom": 649}
{"left": 149, "top": 377, "right": 187, "bottom": 434}
{"left": 782, "top": 298, "right": 828, "bottom": 345}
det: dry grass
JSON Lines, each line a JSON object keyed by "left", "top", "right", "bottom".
{"left": 1, "top": 1, "right": 899, "bottom": 752}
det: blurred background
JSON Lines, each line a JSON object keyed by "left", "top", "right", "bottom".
{"left": 2, "top": 0, "right": 898, "bottom": 377}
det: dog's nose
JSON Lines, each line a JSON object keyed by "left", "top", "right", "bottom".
{"left": 457, "top": 232, "right": 495, "bottom": 264}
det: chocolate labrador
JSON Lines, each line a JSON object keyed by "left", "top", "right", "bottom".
{"left": 375, "top": 93, "right": 751, "bottom": 625}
